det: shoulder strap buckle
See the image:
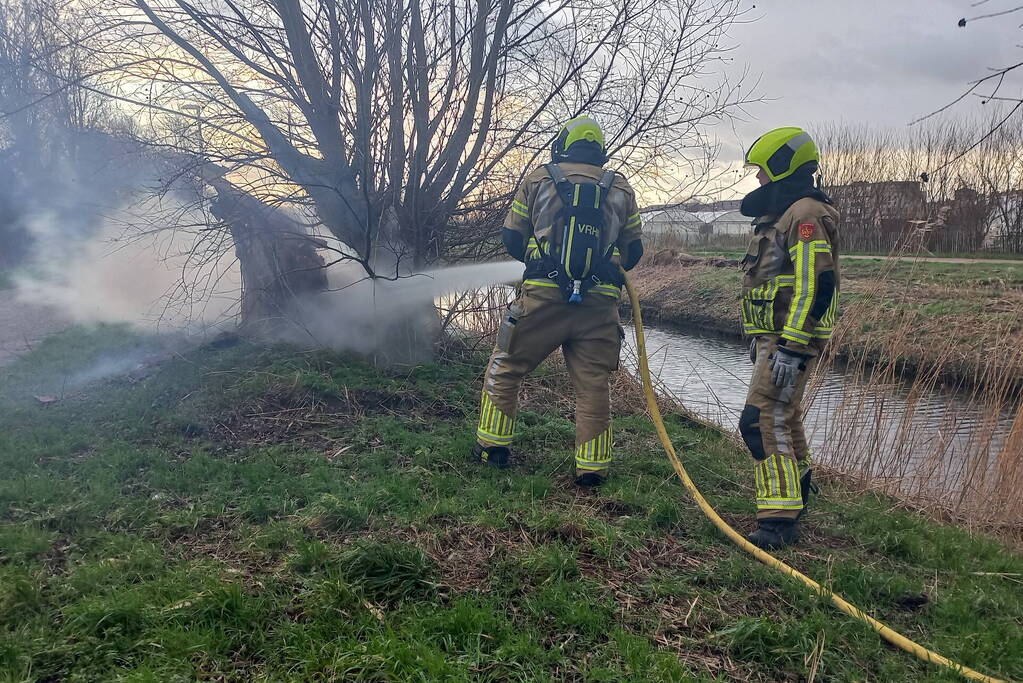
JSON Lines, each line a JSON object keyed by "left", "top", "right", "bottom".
{"left": 545, "top": 162, "right": 575, "bottom": 210}
{"left": 545, "top": 162, "right": 570, "bottom": 187}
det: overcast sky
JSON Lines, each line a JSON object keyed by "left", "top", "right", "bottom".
{"left": 710, "top": 0, "right": 1021, "bottom": 195}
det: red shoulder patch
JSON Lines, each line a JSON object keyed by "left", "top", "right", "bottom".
{"left": 799, "top": 222, "right": 816, "bottom": 240}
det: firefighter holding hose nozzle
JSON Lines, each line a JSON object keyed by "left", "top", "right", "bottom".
{"left": 470, "top": 115, "right": 644, "bottom": 486}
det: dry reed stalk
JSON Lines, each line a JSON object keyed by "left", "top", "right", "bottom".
{"left": 808, "top": 248, "right": 1023, "bottom": 531}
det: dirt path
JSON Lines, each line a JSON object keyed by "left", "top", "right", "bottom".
{"left": 844, "top": 254, "right": 1023, "bottom": 264}
{"left": 0, "top": 294, "right": 70, "bottom": 365}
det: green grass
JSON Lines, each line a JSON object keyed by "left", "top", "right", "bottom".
{"left": 841, "top": 258, "right": 1023, "bottom": 287}
{"left": 0, "top": 327, "right": 1021, "bottom": 680}
{"left": 678, "top": 247, "right": 1023, "bottom": 264}
{"left": 679, "top": 250, "right": 1023, "bottom": 287}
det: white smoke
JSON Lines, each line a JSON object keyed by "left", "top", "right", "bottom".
{"left": 13, "top": 192, "right": 241, "bottom": 332}
{"left": 13, "top": 191, "right": 520, "bottom": 354}
{"left": 269, "top": 260, "right": 522, "bottom": 359}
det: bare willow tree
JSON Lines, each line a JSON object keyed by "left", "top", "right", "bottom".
{"left": 84, "top": 0, "right": 754, "bottom": 281}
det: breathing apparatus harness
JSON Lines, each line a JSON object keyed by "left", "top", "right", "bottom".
{"left": 524, "top": 163, "right": 622, "bottom": 303}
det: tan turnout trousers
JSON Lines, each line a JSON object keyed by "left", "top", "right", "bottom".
{"left": 742, "top": 334, "right": 822, "bottom": 520}
{"left": 476, "top": 283, "right": 623, "bottom": 476}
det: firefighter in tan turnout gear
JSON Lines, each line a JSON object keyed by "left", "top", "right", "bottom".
{"left": 471, "top": 116, "right": 644, "bottom": 486}
{"left": 738, "top": 127, "right": 840, "bottom": 549}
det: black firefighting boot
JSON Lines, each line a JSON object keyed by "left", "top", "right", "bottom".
{"left": 796, "top": 467, "right": 820, "bottom": 520}
{"left": 574, "top": 472, "right": 606, "bottom": 487}
{"left": 747, "top": 518, "right": 800, "bottom": 550}
{"left": 470, "top": 443, "right": 510, "bottom": 468}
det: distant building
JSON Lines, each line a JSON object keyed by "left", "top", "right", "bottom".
{"left": 827, "top": 180, "right": 926, "bottom": 228}
{"left": 642, "top": 206, "right": 705, "bottom": 242}
{"left": 682, "top": 199, "right": 742, "bottom": 212}
{"left": 639, "top": 206, "right": 751, "bottom": 245}
{"left": 708, "top": 209, "right": 751, "bottom": 236}
{"left": 824, "top": 180, "right": 927, "bottom": 250}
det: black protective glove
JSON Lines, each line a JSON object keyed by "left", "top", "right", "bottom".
{"left": 770, "top": 345, "right": 808, "bottom": 387}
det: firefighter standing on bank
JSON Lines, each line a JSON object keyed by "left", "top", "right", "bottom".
{"left": 737, "top": 127, "right": 840, "bottom": 549}
{"left": 471, "top": 116, "right": 644, "bottom": 486}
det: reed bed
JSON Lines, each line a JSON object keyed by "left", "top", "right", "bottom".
{"left": 808, "top": 250, "right": 1023, "bottom": 532}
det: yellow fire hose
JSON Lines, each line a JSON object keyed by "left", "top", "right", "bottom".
{"left": 622, "top": 272, "right": 1003, "bottom": 683}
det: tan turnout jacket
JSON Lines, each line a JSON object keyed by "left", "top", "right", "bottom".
{"left": 740, "top": 197, "right": 841, "bottom": 353}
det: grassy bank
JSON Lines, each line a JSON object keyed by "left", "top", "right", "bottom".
{"left": 1, "top": 327, "right": 1022, "bottom": 680}
{"left": 630, "top": 257, "right": 1023, "bottom": 388}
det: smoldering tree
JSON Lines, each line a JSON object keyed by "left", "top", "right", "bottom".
{"left": 0, "top": 0, "right": 328, "bottom": 334}
{"left": 84, "top": 0, "right": 755, "bottom": 283}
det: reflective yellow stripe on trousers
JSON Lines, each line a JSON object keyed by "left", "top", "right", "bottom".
{"left": 477, "top": 391, "right": 515, "bottom": 446}
{"left": 755, "top": 453, "right": 803, "bottom": 511}
{"left": 576, "top": 425, "right": 612, "bottom": 471}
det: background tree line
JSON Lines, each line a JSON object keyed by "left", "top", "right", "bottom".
{"left": 816, "top": 110, "right": 1023, "bottom": 254}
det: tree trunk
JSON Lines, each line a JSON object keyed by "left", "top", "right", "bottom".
{"left": 207, "top": 179, "right": 440, "bottom": 366}
{"left": 208, "top": 180, "right": 328, "bottom": 335}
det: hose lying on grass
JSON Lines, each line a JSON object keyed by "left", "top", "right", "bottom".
{"left": 622, "top": 270, "right": 1004, "bottom": 683}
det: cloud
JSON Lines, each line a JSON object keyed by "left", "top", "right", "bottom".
{"left": 716, "top": 0, "right": 1023, "bottom": 162}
